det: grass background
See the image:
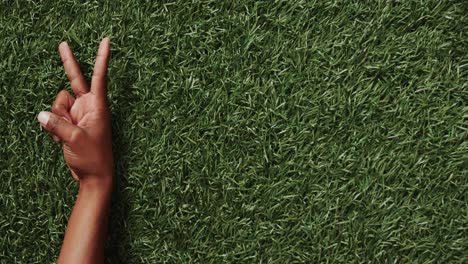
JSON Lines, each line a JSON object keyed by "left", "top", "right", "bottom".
{"left": 0, "top": 0, "right": 467, "bottom": 263}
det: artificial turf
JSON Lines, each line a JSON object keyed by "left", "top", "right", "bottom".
{"left": 0, "top": 0, "right": 467, "bottom": 263}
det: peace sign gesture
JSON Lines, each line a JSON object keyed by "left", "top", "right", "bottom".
{"left": 38, "top": 38, "right": 113, "bottom": 185}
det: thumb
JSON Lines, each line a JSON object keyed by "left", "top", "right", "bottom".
{"left": 37, "top": 111, "right": 82, "bottom": 143}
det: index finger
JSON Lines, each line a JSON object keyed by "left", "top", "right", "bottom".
{"left": 59, "top": 42, "right": 89, "bottom": 97}
{"left": 90, "top": 37, "right": 110, "bottom": 98}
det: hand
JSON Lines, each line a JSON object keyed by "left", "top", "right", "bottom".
{"left": 38, "top": 38, "right": 113, "bottom": 188}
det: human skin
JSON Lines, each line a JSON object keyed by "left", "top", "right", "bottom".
{"left": 37, "top": 37, "right": 113, "bottom": 264}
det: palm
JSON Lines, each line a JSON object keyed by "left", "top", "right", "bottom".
{"left": 66, "top": 94, "right": 109, "bottom": 181}
{"left": 70, "top": 94, "right": 106, "bottom": 129}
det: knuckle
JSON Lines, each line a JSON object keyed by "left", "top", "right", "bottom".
{"left": 52, "top": 103, "right": 61, "bottom": 112}
{"left": 62, "top": 56, "right": 71, "bottom": 64}
{"left": 92, "top": 73, "right": 103, "bottom": 80}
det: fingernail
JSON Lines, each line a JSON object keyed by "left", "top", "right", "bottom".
{"left": 100, "top": 37, "right": 110, "bottom": 48}
{"left": 59, "top": 41, "right": 68, "bottom": 48}
{"left": 37, "top": 111, "right": 50, "bottom": 126}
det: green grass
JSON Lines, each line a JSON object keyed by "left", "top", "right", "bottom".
{"left": 1, "top": 0, "right": 467, "bottom": 263}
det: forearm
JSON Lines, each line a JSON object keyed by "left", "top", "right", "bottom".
{"left": 58, "top": 177, "right": 112, "bottom": 264}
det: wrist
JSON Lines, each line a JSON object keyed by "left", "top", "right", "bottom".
{"left": 79, "top": 175, "right": 113, "bottom": 196}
